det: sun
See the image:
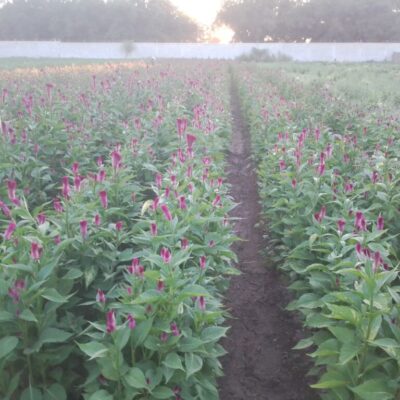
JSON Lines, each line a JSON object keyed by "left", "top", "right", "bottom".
{"left": 209, "top": 25, "right": 235, "bottom": 43}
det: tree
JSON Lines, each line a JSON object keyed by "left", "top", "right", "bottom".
{"left": 0, "top": 0, "right": 199, "bottom": 42}
{"left": 217, "top": 0, "right": 400, "bottom": 42}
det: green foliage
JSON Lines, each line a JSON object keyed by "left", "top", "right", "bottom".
{"left": 218, "top": 0, "right": 400, "bottom": 42}
{"left": 0, "top": 61, "right": 235, "bottom": 399}
{"left": 0, "top": 0, "right": 199, "bottom": 42}
{"left": 237, "top": 48, "right": 293, "bottom": 62}
{"left": 236, "top": 63, "right": 400, "bottom": 398}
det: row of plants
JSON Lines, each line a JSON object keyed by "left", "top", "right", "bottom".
{"left": 236, "top": 64, "right": 400, "bottom": 400}
{"left": 0, "top": 61, "right": 237, "bottom": 399}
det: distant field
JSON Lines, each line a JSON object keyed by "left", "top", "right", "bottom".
{"left": 0, "top": 58, "right": 126, "bottom": 69}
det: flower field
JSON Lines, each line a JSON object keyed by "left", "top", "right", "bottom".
{"left": 237, "top": 63, "right": 400, "bottom": 399}
{"left": 0, "top": 61, "right": 238, "bottom": 400}
{"left": 1, "top": 60, "right": 400, "bottom": 400}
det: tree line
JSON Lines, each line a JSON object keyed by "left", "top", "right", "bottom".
{"left": 0, "top": 0, "right": 399, "bottom": 42}
{"left": 0, "top": 0, "right": 198, "bottom": 42}
{"left": 217, "top": 0, "right": 400, "bottom": 42}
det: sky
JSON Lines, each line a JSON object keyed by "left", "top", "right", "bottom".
{"left": 170, "top": 0, "right": 225, "bottom": 26}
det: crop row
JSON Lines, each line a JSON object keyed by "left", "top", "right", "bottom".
{"left": 237, "top": 64, "right": 400, "bottom": 400}
{"left": 0, "top": 62, "right": 237, "bottom": 400}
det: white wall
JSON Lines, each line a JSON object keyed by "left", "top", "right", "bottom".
{"left": 0, "top": 41, "right": 400, "bottom": 62}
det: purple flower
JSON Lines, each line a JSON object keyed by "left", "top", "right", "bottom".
{"left": 377, "top": 214, "right": 384, "bottom": 231}
{"left": 4, "top": 222, "right": 16, "bottom": 240}
{"left": 200, "top": 256, "right": 207, "bottom": 270}
{"left": 80, "top": 220, "right": 88, "bottom": 239}
{"left": 106, "top": 310, "right": 116, "bottom": 334}
{"left": 30, "top": 242, "right": 42, "bottom": 261}
{"left": 61, "top": 176, "right": 71, "bottom": 199}
{"left": 161, "top": 204, "right": 172, "bottom": 221}
{"left": 96, "top": 289, "right": 106, "bottom": 304}
{"left": 127, "top": 314, "right": 136, "bottom": 330}
{"left": 337, "top": 219, "right": 346, "bottom": 235}
{"left": 99, "top": 191, "right": 108, "bottom": 209}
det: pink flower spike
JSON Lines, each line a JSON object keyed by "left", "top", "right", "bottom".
{"left": 160, "top": 332, "right": 169, "bottom": 342}
{"left": 99, "top": 191, "right": 108, "bottom": 209}
{"left": 170, "top": 322, "right": 180, "bottom": 337}
{"left": 106, "top": 310, "right": 117, "bottom": 334}
{"left": 178, "top": 195, "right": 187, "bottom": 210}
{"left": 291, "top": 178, "right": 297, "bottom": 189}
{"left": 30, "top": 242, "right": 42, "bottom": 261}
{"left": 377, "top": 214, "right": 384, "bottom": 231}
{"left": 94, "top": 214, "right": 101, "bottom": 226}
{"left": 177, "top": 118, "right": 188, "bottom": 137}
{"left": 74, "top": 175, "right": 83, "bottom": 192}
{"left": 156, "top": 173, "right": 162, "bottom": 189}
{"left": 127, "top": 314, "right": 136, "bottom": 330}
{"left": 186, "top": 133, "right": 197, "bottom": 149}
{"left": 314, "top": 206, "right": 326, "bottom": 223}
{"left": 115, "top": 221, "right": 123, "bottom": 232}
{"left": 7, "top": 180, "right": 17, "bottom": 201}
{"left": 355, "top": 211, "right": 367, "bottom": 232}
{"left": 72, "top": 162, "right": 79, "bottom": 176}
{"left": 212, "top": 195, "right": 221, "bottom": 207}
{"left": 157, "top": 279, "right": 165, "bottom": 292}
{"left": 373, "top": 251, "right": 382, "bottom": 272}
{"left": 200, "top": 256, "right": 207, "bottom": 270}
{"left": 61, "top": 176, "right": 71, "bottom": 199}
{"left": 161, "top": 247, "right": 172, "bottom": 264}
{"left": 198, "top": 296, "right": 206, "bottom": 311}
{"left": 150, "top": 223, "right": 158, "bottom": 236}
{"left": 337, "top": 219, "right": 346, "bottom": 235}
{"left": 4, "top": 222, "right": 16, "bottom": 240}
{"left": 161, "top": 204, "right": 172, "bottom": 221}
{"left": 181, "top": 238, "right": 189, "bottom": 249}
{"left": 96, "top": 289, "right": 106, "bottom": 304}
{"left": 54, "top": 235, "right": 61, "bottom": 245}
{"left": 111, "top": 149, "right": 122, "bottom": 171}
{"left": 80, "top": 220, "right": 88, "bottom": 239}
{"left": 53, "top": 198, "right": 64, "bottom": 213}
{"left": 37, "top": 213, "right": 46, "bottom": 225}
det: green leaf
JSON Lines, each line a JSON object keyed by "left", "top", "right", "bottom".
{"left": 87, "top": 390, "right": 113, "bottom": 400}
{"left": 371, "top": 338, "right": 400, "bottom": 348}
{"left": 124, "top": 367, "right": 147, "bottom": 389}
{"left": 132, "top": 318, "right": 153, "bottom": 347}
{"left": 201, "top": 326, "right": 228, "bottom": 343}
{"left": 326, "top": 304, "right": 361, "bottom": 325}
{"left": 163, "top": 352, "right": 184, "bottom": 370}
{"left": 0, "top": 311, "right": 14, "bottom": 322}
{"left": 178, "top": 285, "right": 209, "bottom": 299}
{"left": 43, "top": 384, "right": 67, "bottom": 400}
{"left": 185, "top": 353, "right": 203, "bottom": 378}
{"left": 178, "top": 337, "right": 204, "bottom": 352}
{"left": 0, "top": 336, "right": 18, "bottom": 359}
{"left": 113, "top": 327, "right": 131, "bottom": 351}
{"left": 152, "top": 386, "right": 175, "bottom": 399}
{"left": 293, "top": 338, "right": 313, "bottom": 350}
{"left": 78, "top": 341, "right": 109, "bottom": 360}
{"left": 21, "top": 387, "right": 43, "bottom": 400}
{"left": 339, "top": 341, "right": 362, "bottom": 364}
{"left": 41, "top": 288, "right": 68, "bottom": 303}
{"left": 19, "top": 309, "right": 38, "bottom": 322}
{"left": 311, "top": 371, "right": 348, "bottom": 389}
{"left": 328, "top": 326, "right": 355, "bottom": 343}
{"left": 62, "top": 268, "right": 83, "bottom": 280}
{"left": 350, "top": 379, "right": 393, "bottom": 400}
{"left": 38, "top": 328, "right": 73, "bottom": 345}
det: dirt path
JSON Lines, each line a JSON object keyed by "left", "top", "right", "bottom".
{"left": 218, "top": 77, "right": 318, "bottom": 400}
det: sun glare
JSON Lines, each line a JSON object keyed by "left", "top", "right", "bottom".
{"left": 170, "top": 0, "right": 224, "bottom": 26}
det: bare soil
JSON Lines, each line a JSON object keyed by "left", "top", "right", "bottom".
{"left": 218, "top": 78, "right": 318, "bottom": 400}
